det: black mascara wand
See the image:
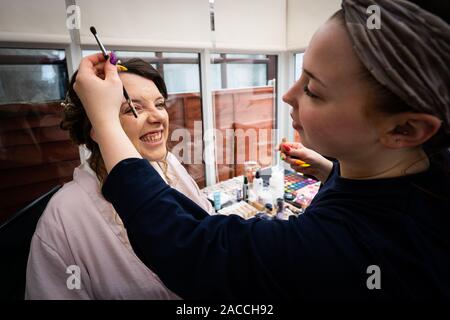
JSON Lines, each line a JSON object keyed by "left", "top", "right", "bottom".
{"left": 90, "top": 26, "right": 138, "bottom": 118}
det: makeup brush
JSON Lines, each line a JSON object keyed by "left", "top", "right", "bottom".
{"left": 90, "top": 26, "right": 138, "bottom": 118}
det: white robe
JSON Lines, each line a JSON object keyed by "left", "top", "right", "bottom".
{"left": 25, "top": 153, "right": 213, "bottom": 299}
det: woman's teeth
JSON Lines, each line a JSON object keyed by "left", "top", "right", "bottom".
{"left": 141, "top": 131, "right": 162, "bottom": 143}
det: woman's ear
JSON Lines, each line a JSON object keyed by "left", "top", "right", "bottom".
{"left": 379, "top": 113, "right": 442, "bottom": 149}
{"left": 90, "top": 127, "right": 98, "bottom": 143}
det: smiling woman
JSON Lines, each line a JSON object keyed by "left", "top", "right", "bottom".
{"left": 118, "top": 72, "right": 169, "bottom": 165}
{"left": 25, "top": 58, "right": 214, "bottom": 300}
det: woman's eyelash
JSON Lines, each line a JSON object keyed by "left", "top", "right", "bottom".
{"left": 303, "top": 85, "right": 319, "bottom": 99}
{"left": 156, "top": 102, "right": 167, "bottom": 109}
{"left": 125, "top": 104, "right": 143, "bottom": 113}
{"left": 123, "top": 102, "right": 166, "bottom": 113}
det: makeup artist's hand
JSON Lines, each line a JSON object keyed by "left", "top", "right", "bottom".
{"left": 73, "top": 53, "right": 123, "bottom": 128}
{"left": 73, "top": 53, "right": 142, "bottom": 172}
{"left": 279, "top": 142, "right": 334, "bottom": 183}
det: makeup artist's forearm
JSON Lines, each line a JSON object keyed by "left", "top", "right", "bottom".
{"left": 96, "top": 122, "right": 142, "bottom": 172}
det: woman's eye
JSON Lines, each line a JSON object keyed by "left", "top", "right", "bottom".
{"left": 303, "top": 85, "right": 319, "bottom": 99}
{"left": 125, "top": 104, "right": 143, "bottom": 114}
{"left": 156, "top": 102, "right": 167, "bottom": 109}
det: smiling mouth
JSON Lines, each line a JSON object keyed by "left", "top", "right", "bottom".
{"left": 140, "top": 130, "right": 163, "bottom": 143}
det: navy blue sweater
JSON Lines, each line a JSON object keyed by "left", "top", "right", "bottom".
{"left": 102, "top": 159, "right": 450, "bottom": 300}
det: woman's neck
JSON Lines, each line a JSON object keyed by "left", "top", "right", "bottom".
{"left": 339, "top": 148, "right": 430, "bottom": 180}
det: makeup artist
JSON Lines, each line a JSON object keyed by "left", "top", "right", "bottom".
{"left": 73, "top": 0, "right": 450, "bottom": 299}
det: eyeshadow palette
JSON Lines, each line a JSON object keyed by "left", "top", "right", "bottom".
{"left": 284, "top": 171, "right": 321, "bottom": 208}
{"left": 284, "top": 171, "right": 317, "bottom": 194}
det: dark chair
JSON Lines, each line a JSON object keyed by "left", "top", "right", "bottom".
{"left": 0, "top": 185, "right": 62, "bottom": 300}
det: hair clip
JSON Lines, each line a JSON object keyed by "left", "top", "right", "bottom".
{"left": 117, "top": 64, "right": 128, "bottom": 72}
{"left": 60, "top": 92, "right": 75, "bottom": 108}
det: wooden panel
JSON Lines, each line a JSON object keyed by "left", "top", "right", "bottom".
{"left": 0, "top": 160, "right": 79, "bottom": 190}
{"left": 0, "top": 125, "right": 70, "bottom": 147}
{"left": 0, "top": 140, "right": 79, "bottom": 169}
{"left": 0, "top": 102, "right": 80, "bottom": 223}
{"left": 0, "top": 103, "right": 62, "bottom": 118}
{"left": 0, "top": 114, "right": 62, "bottom": 132}
{"left": 165, "top": 93, "right": 205, "bottom": 187}
{"left": 213, "top": 86, "right": 275, "bottom": 182}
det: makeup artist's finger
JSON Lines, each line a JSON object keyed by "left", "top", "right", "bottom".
{"left": 93, "top": 62, "right": 107, "bottom": 79}
{"left": 288, "top": 147, "right": 310, "bottom": 162}
{"left": 103, "top": 56, "right": 121, "bottom": 81}
{"left": 283, "top": 155, "right": 301, "bottom": 166}
{"left": 275, "top": 141, "right": 291, "bottom": 151}
{"left": 85, "top": 52, "right": 107, "bottom": 65}
{"left": 94, "top": 62, "right": 106, "bottom": 72}
{"left": 282, "top": 143, "right": 292, "bottom": 153}
{"left": 77, "top": 53, "right": 106, "bottom": 77}
{"left": 285, "top": 141, "right": 304, "bottom": 149}
{"left": 283, "top": 155, "right": 311, "bottom": 168}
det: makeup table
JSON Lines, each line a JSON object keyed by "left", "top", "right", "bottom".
{"left": 201, "top": 169, "right": 321, "bottom": 219}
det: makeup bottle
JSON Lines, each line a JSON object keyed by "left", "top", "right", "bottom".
{"left": 252, "top": 170, "right": 263, "bottom": 198}
{"left": 235, "top": 188, "right": 242, "bottom": 202}
{"left": 213, "top": 191, "right": 221, "bottom": 211}
{"left": 269, "top": 166, "right": 284, "bottom": 203}
{"left": 264, "top": 203, "right": 273, "bottom": 216}
{"left": 258, "top": 186, "right": 271, "bottom": 206}
{"left": 275, "top": 198, "right": 288, "bottom": 220}
{"left": 243, "top": 176, "right": 249, "bottom": 202}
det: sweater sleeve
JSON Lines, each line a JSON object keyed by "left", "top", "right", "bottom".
{"left": 102, "top": 158, "right": 330, "bottom": 299}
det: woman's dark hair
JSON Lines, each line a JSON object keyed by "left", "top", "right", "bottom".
{"left": 331, "top": 9, "right": 450, "bottom": 167}
{"left": 60, "top": 58, "right": 168, "bottom": 183}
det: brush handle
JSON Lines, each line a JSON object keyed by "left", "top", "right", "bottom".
{"left": 123, "top": 87, "right": 138, "bottom": 118}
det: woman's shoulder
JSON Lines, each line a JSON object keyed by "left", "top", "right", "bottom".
{"left": 46, "top": 166, "right": 99, "bottom": 211}
{"left": 34, "top": 165, "right": 105, "bottom": 237}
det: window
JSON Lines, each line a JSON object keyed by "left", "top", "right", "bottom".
{"left": 160, "top": 52, "right": 200, "bottom": 93}
{"left": 211, "top": 53, "right": 278, "bottom": 181}
{"left": 0, "top": 49, "right": 67, "bottom": 104}
{"left": 0, "top": 48, "right": 78, "bottom": 223}
{"left": 82, "top": 50, "right": 200, "bottom": 93}
{"left": 295, "top": 52, "right": 304, "bottom": 82}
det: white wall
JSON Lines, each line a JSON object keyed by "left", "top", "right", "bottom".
{"left": 0, "top": 0, "right": 341, "bottom": 51}
{"left": 0, "top": 0, "right": 69, "bottom": 43}
{"left": 287, "top": 0, "right": 341, "bottom": 51}
{"left": 77, "top": 0, "right": 211, "bottom": 49}
{"left": 214, "top": 0, "right": 286, "bottom": 52}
